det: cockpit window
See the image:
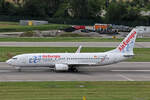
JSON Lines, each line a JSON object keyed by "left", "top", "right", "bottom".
{"left": 12, "top": 57, "right": 17, "bottom": 60}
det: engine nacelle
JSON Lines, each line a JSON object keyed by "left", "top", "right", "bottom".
{"left": 55, "top": 64, "right": 69, "bottom": 71}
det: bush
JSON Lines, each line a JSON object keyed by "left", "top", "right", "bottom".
{"left": 19, "top": 31, "right": 41, "bottom": 37}
{"left": 58, "top": 33, "right": 86, "bottom": 37}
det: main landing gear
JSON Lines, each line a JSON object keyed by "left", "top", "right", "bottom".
{"left": 69, "top": 67, "right": 79, "bottom": 72}
{"left": 50, "top": 67, "right": 78, "bottom": 72}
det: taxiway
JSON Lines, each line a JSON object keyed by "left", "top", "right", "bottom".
{"left": 0, "top": 62, "right": 150, "bottom": 81}
{"left": 0, "top": 42, "right": 148, "bottom": 48}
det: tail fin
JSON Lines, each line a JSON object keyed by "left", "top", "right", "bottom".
{"left": 108, "top": 28, "right": 138, "bottom": 55}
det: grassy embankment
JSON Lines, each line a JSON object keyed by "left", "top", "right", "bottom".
{"left": 0, "top": 21, "right": 69, "bottom": 32}
{"left": 0, "top": 81, "right": 150, "bottom": 100}
{"left": 0, "top": 47, "right": 149, "bottom": 62}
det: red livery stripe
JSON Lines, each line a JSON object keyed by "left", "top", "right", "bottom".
{"left": 118, "top": 31, "right": 136, "bottom": 51}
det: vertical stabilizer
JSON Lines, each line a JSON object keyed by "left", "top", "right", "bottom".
{"left": 108, "top": 28, "right": 138, "bottom": 55}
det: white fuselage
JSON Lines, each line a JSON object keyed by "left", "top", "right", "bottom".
{"left": 7, "top": 52, "right": 129, "bottom": 67}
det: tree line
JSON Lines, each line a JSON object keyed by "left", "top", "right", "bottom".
{"left": 0, "top": 0, "right": 150, "bottom": 26}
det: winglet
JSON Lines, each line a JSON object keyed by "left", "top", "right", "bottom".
{"left": 76, "top": 45, "right": 82, "bottom": 53}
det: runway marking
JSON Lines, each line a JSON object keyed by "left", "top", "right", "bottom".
{"left": 111, "top": 70, "right": 150, "bottom": 72}
{"left": 118, "top": 74, "right": 134, "bottom": 81}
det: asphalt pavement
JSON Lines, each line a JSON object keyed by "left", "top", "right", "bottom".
{"left": 0, "top": 62, "right": 150, "bottom": 81}
{"left": 0, "top": 42, "right": 148, "bottom": 48}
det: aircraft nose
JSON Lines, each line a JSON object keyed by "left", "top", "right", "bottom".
{"left": 6, "top": 59, "right": 12, "bottom": 65}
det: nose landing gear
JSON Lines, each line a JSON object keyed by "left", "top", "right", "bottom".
{"left": 14, "top": 66, "right": 22, "bottom": 72}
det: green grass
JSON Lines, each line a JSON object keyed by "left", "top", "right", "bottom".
{"left": 0, "top": 47, "right": 149, "bottom": 62}
{"left": 0, "top": 81, "right": 150, "bottom": 100}
{"left": 0, "top": 22, "right": 69, "bottom": 32}
{"left": 0, "top": 21, "right": 18, "bottom": 25}
{"left": 0, "top": 37, "right": 150, "bottom": 42}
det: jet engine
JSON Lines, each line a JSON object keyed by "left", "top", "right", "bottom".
{"left": 55, "top": 64, "right": 69, "bottom": 71}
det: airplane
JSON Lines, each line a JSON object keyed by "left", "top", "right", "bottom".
{"left": 6, "top": 28, "right": 138, "bottom": 72}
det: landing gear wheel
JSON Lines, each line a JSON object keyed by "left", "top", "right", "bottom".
{"left": 73, "top": 68, "right": 78, "bottom": 72}
{"left": 50, "top": 69, "right": 55, "bottom": 72}
{"left": 69, "top": 67, "right": 78, "bottom": 72}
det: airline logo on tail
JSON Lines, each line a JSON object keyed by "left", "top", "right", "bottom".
{"left": 118, "top": 31, "right": 136, "bottom": 51}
